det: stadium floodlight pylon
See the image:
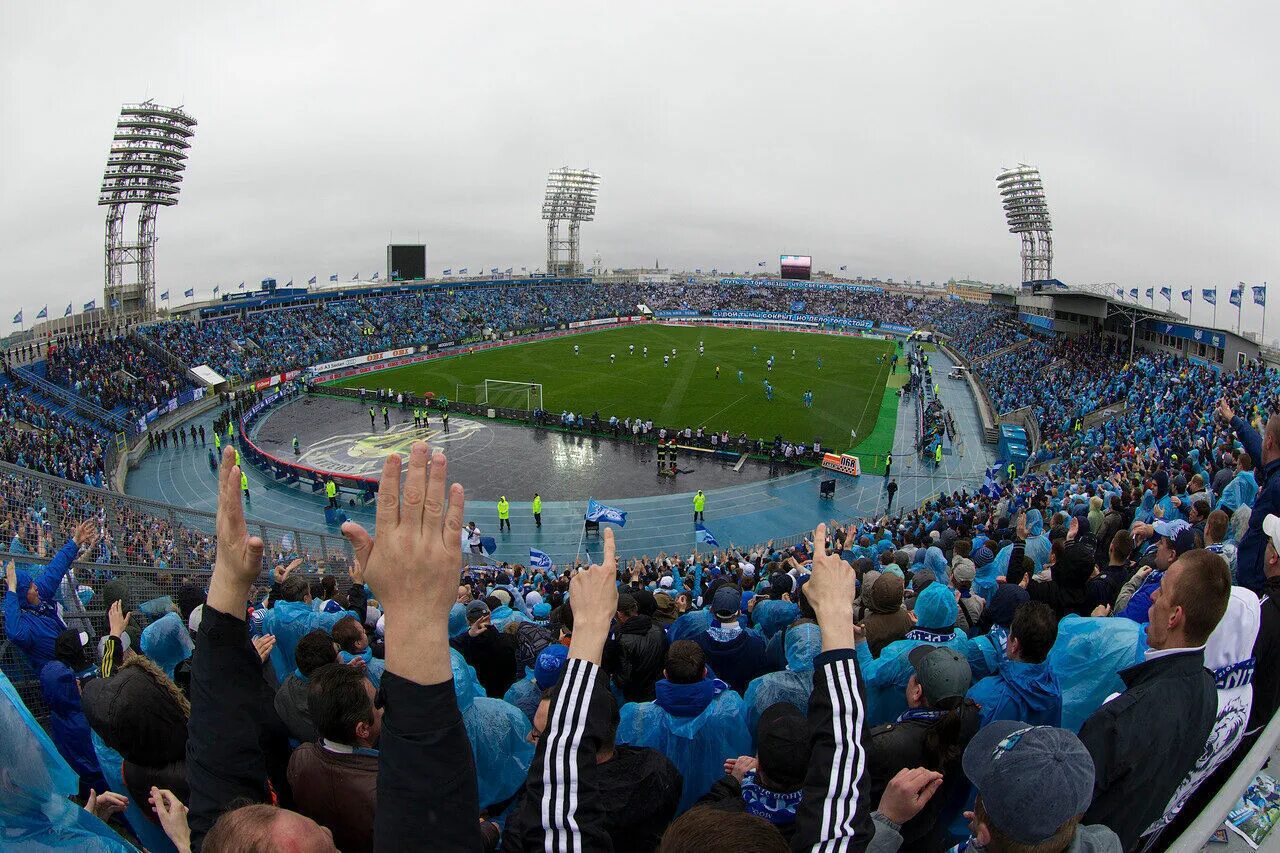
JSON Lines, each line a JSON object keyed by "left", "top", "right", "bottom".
{"left": 996, "top": 164, "right": 1052, "bottom": 283}
{"left": 100, "top": 101, "right": 197, "bottom": 320}
{"left": 541, "top": 167, "right": 599, "bottom": 277}
{"left": 460, "top": 380, "right": 544, "bottom": 412}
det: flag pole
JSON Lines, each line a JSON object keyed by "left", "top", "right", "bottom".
{"left": 573, "top": 496, "right": 591, "bottom": 567}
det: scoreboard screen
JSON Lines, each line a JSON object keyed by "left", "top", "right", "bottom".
{"left": 780, "top": 255, "right": 812, "bottom": 281}
{"left": 387, "top": 244, "right": 427, "bottom": 281}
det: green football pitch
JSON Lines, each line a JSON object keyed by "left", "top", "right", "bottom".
{"left": 326, "top": 325, "right": 901, "bottom": 460}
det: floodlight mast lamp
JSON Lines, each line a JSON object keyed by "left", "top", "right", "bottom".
{"left": 541, "top": 167, "right": 599, "bottom": 277}
{"left": 996, "top": 164, "right": 1052, "bottom": 283}
{"left": 99, "top": 101, "right": 197, "bottom": 321}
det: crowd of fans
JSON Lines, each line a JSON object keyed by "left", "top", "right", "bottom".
{"left": 45, "top": 332, "right": 194, "bottom": 420}
{"left": 4, "top": 400, "right": 1278, "bottom": 851}
{"left": 0, "top": 382, "right": 108, "bottom": 487}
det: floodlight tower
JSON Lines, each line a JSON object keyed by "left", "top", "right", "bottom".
{"left": 100, "top": 101, "right": 197, "bottom": 319}
{"left": 541, "top": 167, "right": 599, "bottom": 277}
{"left": 996, "top": 164, "right": 1052, "bottom": 283}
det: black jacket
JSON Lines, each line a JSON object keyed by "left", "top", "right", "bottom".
{"left": 454, "top": 627, "right": 519, "bottom": 699}
{"left": 1079, "top": 649, "right": 1217, "bottom": 850}
{"left": 698, "top": 776, "right": 801, "bottom": 843}
{"left": 865, "top": 703, "right": 982, "bottom": 852}
{"left": 608, "top": 615, "right": 668, "bottom": 702}
{"left": 1249, "top": 574, "right": 1280, "bottom": 735}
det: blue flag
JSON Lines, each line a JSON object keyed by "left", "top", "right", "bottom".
{"left": 184, "top": 288, "right": 194, "bottom": 298}
{"left": 1181, "top": 288, "right": 1192, "bottom": 302}
{"left": 694, "top": 523, "right": 718, "bottom": 547}
{"left": 1115, "top": 288, "right": 1123, "bottom": 297}
{"left": 505, "top": 267, "right": 513, "bottom": 274}
{"left": 353, "top": 273, "right": 359, "bottom": 280}
{"left": 529, "top": 548, "right": 553, "bottom": 571}
{"left": 63, "top": 303, "right": 72, "bottom": 317}
{"left": 35, "top": 305, "right": 47, "bottom": 319}
{"left": 372, "top": 272, "right": 380, "bottom": 280}
{"left": 11, "top": 309, "right": 21, "bottom": 324}
{"left": 1128, "top": 288, "right": 1138, "bottom": 299}
{"left": 213, "top": 285, "right": 220, "bottom": 294}
{"left": 839, "top": 265, "right": 847, "bottom": 271}
{"left": 1253, "top": 285, "right": 1266, "bottom": 306}
{"left": 286, "top": 279, "right": 293, "bottom": 286}
{"left": 585, "top": 499, "right": 627, "bottom": 527}
{"left": 459, "top": 268, "right": 468, "bottom": 274}
{"left": 695, "top": 269, "right": 702, "bottom": 274}
{"left": 980, "top": 467, "right": 1004, "bottom": 499}
{"left": 443, "top": 269, "right": 452, "bottom": 275}
{"left": 308, "top": 276, "right": 317, "bottom": 285}
{"left": 329, "top": 274, "right": 338, "bottom": 282}
{"left": 758, "top": 260, "right": 766, "bottom": 266}
{"left": 392, "top": 270, "right": 400, "bottom": 278}
{"left": 239, "top": 281, "right": 245, "bottom": 289}
{"left": 84, "top": 299, "right": 96, "bottom": 311}
{"left": 1159, "top": 286, "right": 1171, "bottom": 301}
{"left": 110, "top": 298, "right": 120, "bottom": 309}
{"left": 1145, "top": 288, "right": 1154, "bottom": 299}
{"left": 1203, "top": 288, "right": 1217, "bottom": 305}
{"left": 1230, "top": 286, "right": 1243, "bottom": 307}
{"left": 160, "top": 290, "right": 169, "bottom": 301}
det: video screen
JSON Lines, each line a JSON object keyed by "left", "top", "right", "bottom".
{"left": 388, "top": 244, "right": 427, "bottom": 281}
{"left": 780, "top": 255, "right": 812, "bottom": 281}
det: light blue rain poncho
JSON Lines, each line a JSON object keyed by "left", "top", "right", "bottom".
{"left": 255, "top": 599, "right": 353, "bottom": 685}
{"left": 617, "top": 670, "right": 753, "bottom": 814}
{"left": 338, "top": 647, "right": 385, "bottom": 689}
{"left": 0, "top": 671, "right": 137, "bottom": 852}
{"left": 1134, "top": 490, "right": 1157, "bottom": 525}
{"left": 1217, "top": 469, "right": 1259, "bottom": 514}
{"left": 140, "top": 612, "right": 194, "bottom": 679}
{"left": 667, "top": 608, "right": 713, "bottom": 643}
{"left": 1047, "top": 615, "right": 1148, "bottom": 732}
{"left": 856, "top": 584, "right": 977, "bottom": 726}
{"left": 980, "top": 509, "right": 1051, "bottom": 601}
{"left": 751, "top": 599, "right": 800, "bottom": 641}
{"left": 449, "top": 648, "right": 533, "bottom": 809}
{"left": 921, "top": 546, "right": 949, "bottom": 585}
{"left": 742, "top": 623, "right": 821, "bottom": 745}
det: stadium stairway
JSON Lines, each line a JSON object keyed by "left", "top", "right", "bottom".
{"left": 10, "top": 364, "right": 123, "bottom": 438}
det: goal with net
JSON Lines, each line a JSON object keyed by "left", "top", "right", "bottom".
{"left": 457, "top": 379, "right": 544, "bottom": 411}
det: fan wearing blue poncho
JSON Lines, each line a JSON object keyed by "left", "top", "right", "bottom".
{"left": 0, "top": 670, "right": 136, "bottom": 852}
{"left": 617, "top": 639, "right": 752, "bottom": 814}
{"left": 449, "top": 647, "right": 533, "bottom": 809}
{"left": 39, "top": 629, "right": 108, "bottom": 801}
{"left": 855, "top": 583, "right": 977, "bottom": 726}
{"left": 332, "top": 614, "right": 385, "bottom": 689}
{"left": 3, "top": 520, "right": 98, "bottom": 672}
{"left": 1216, "top": 455, "right": 1258, "bottom": 514}
{"left": 256, "top": 574, "right": 356, "bottom": 684}
{"left": 504, "top": 644, "right": 568, "bottom": 723}
{"left": 667, "top": 607, "right": 712, "bottom": 643}
{"left": 742, "top": 622, "right": 821, "bottom": 743}
{"left": 140, "top": 612, "right": 194, "bottom": 680}
{"left": 979, "top": 510, "right": 1050, "bottom": 601}
{"left": 751, "top": 596, "right": 799, "bottom": 640}
{"left": 966, "top": 601, "right": 1062, "bottom": 727}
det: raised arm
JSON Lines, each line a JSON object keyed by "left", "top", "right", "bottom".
{"left": 506, "top": 528, "right": 619, "bottom": 853}
{"left": 792, "top": 524, "right": 875, "bottom": 853}
{"left": 187, "top": 448, "right": 271, "bottom": 850}
{"left": 341, "top": 444, "right": 482, "bottom": 852}
{"left": 34, "top": 518, "right": 97, "bottom": 604}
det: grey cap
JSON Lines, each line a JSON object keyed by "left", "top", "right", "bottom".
{"left": 465, "top": 600, "right": 490, "bottom": 622}
{"left": 907, "top": 645, "right": 972, "bottom": 705}
{"left": 961, "top": 721, "right": 1096, "bottom": 845}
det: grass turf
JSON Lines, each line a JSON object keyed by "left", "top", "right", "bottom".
{"left": 328, "top": 325, "right": 898, "bottom": 457}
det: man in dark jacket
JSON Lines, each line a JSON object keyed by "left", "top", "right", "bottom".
{"left": 692, "top": 585, "right": 771, "bottom": 695}
{"left": 698, "top": 701, "right": 810, "bottom": 842}
{"left": 1220, "top": 399, "right": 1280, "bottom": 594}
{"left": 454, "top": 600, "right": 519, "bottom": 699}
{"left": 607, "top": 593, "right": 668, "bottom": 702}
{"left": 1078, "top": 548, "right": 1232, "bottom": 849}
{"left": 1249, "top": 515, "right": 1280, "bottom": 742}
{"left": 1093, "top": 495, "right": 1127, "bottom": 568}
{"left": 274, "top": 629, "right": 338, "bottom": 744}
{"left": 287, "top": 664, "right": 381, "bottom": 853}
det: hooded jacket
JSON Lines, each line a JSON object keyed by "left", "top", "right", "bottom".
{"left": 256, "top": 599, "right": 354, "bottom": 685}
{"left": 617, "top": 672, "right": 752, "bottom": 814}
{"left": 856, "top": 585, "right": 978, "bottom": 726}
{"left": 274, "top": 671, "right": 318, "bottom": 744}
{"left": 752, "top": 598, "right": 800, "bottom": 640}
{"left": 691, "top": 622, "right": 770, "bottom": 695}
{"left": 967, "top": 658, "right": 1063, "bottom": 727}
{"left": 1216, "top": 468, "right": 1258, "bottom": 514}
{"left": 1048, "top": 615, "right": 1147, "bottom": 732}
{"left": 861, "top": 574, "right": 914, "bottom": 657}
{"left": 2, "top": 539, "right": 81, "bottom": 671}
{"left": 140, "top": 611, "right": 195, "bottom": 679}
{"left": 1145, "top": 588, "right": 1260, "bottom": 838}
{"left": 743, "top": 623, "right": 821, "bottom": 743}
{"left": 609, "top": 613, "right": 668, "bottom": 702}
{"left": 38, "top": 660, "right": 107, "bottom": 799}
{"left": 81, "top": 654, "right": 189, "bottom": 768}
{"left": 1251, "top": 573, "right": 1280, "bottom": 735}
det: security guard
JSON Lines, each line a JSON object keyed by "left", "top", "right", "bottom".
{"left": 441, "top": 409, "right": 449, "bottom": 432}
{"left": 325, "top": 478, "right": 338, "bottom": 509}
{"left": 240, "top": 469, "right": 250, "bottom": 501}
{"left": 935, "top": 443, "right": 943, "bottom": 466}
{"left": 227, "top": 421, "right": 235, "bottom": 439}
{"left": 369, "top": 406, "right": 376, "bottom": 429}
{"left": 1007, "top": 461, "right": 1017, "bottom": 481}
{"left": 693, "top": 489, "right": 706, "bottom": 523}
{"left": 497, "top": 495, "right": 511, "bottom": 532}
{"left": 293, "top": 435, "right": 300, "bottom": 456}
{"left": 213, "top": 432, "right": 222, "bottom": 453}
{"left": 382, "top": 406, "right": 389, "bottom": 428}
{"left": 532, "top": 492, "right": 542, "bottom": 528}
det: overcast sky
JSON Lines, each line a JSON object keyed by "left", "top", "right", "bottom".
{"left": 1, "top": 2, "right": 1276, "bottom": 335}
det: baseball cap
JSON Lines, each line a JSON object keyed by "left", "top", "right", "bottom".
{"left": 534, "top": 644, "right": 569, "bottom": 689}
{"left": 951, "top": 560, "right": 976, "bottom": 585}
{"left": 907, "top": 645, "right": 972, "bottom": 706}
{"left": 711, "top": 585, "right": 742, "bottom": 618}
{"left": 465, "top": 600, "right": 490, "bottom": 623}
{"left": 1153, "top": 518, "right": 1195, "bottom": 556}
{"left": 1263, "top": 514, "right": 1280, "bottom": 555}
{"left": 659, "top": 576, "right": 674, "bottom": 589}
{"left": 755, "top": 702, "right": 810, "bottom": 790}
{"left": 961, "top": 721, "right": 1095, "bottom": 845}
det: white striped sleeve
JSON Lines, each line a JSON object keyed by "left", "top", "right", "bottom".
{"left": 539, "top": 657, "right": 600, "bottom": 853}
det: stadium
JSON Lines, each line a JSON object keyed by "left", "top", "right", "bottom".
{"left": 2, "top": 9, "right": 1277, "bottom": 853}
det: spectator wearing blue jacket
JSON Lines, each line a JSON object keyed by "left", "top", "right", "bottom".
{"left": 1222, "top": 399, "right": 1280, "bottom": 594}
{"left": 692, "top": 585, "right": 771, "bottom": 695}
{"left": 3, "top": 519, "right": 98, "bottom": 672}
{"left": 1215, "top": 451, "right": 1258, "bottom": 514}
{"left": 967, "top": 601, "right": 1063, "bottom": 726}
{"left": 1115, "top": 519, "right": 1193, "bottom": 623}
{"left": 256, "top": 573, "right": 355, "bottom": 683}
{"left": 39, "top": 629, "right": 108, "bottom": 800}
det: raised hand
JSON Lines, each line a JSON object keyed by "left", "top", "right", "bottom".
{"left": 567, "top": 527, "right": 619, "bottom": 665}
{"left": 208, "top": 447, "right": 265, "bottom": 618}
{"left": 108, "top": 600, "right": 132, "bottom": 637}
{"left": 1218, "top": 399, "right": 1234, "bottom": 423}
{"left": 252, "top": 634, "right": 276, "bottom": 664}
{"left": 272, "top": 557, "right": 302, "bottom": 585}
{"left": 807, "top": 523, "right": 856, "bottom": 651}
{"left": 340, "top": 443, "right": 464, "bottom": 686}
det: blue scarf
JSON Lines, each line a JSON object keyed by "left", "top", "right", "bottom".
{"left": 740, "top": 771, "right": 802, "bottom": 826}
{"left": 896, "top": 708, "right": 950, "bottom": 724}
{"left": 905, "top": 628, "right": 956, "bottom": 643}
{"left": 708, "top": 623, "right": 742, "bottom": 642}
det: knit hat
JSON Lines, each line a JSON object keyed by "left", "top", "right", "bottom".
{"left": 534, "top": 644, "right": 569, "bottom": 689}
{"left": 986, "top": 584, "right": 1030, "bottom": 628}
{"left": 868, "top": 573, "right": 905, "bottom": 615}
{"left": 755, "top": 703, "right": 810, "bottom": 790}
